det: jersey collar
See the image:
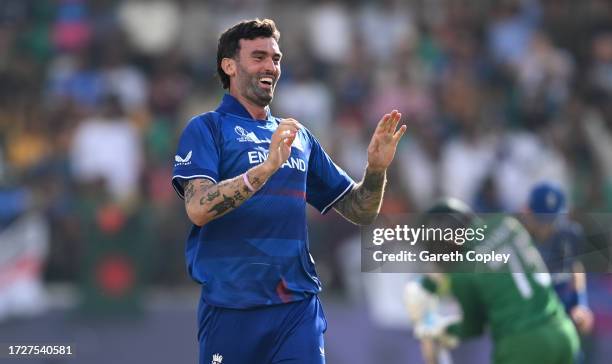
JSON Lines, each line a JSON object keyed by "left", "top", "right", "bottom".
{"left": 216, "top": 93, "right": 274, "bottom": 122}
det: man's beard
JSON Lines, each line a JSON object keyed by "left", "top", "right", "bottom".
{"left": 237, "top": 67, "right": 275, "bottom": 107}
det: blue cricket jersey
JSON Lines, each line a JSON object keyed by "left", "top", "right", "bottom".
{"left": 171, "top": 94, "right": 355, "bottom": 308}
{"left": 537, "top": 218, "right": 585, "bottom": 311}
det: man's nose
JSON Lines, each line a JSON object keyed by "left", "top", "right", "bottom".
{"left": 262, "top": 58, "right": 276, "bottom": 73}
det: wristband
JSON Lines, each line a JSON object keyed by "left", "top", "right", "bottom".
{"left": 577, "top": 290, "right": 589, "bottom": 307}
{"left": 243, "top": 172, "right": 255, "bottom": 192}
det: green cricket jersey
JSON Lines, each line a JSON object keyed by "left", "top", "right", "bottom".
{"left": 424, "top": 215, "right": 571, "bottom": 341}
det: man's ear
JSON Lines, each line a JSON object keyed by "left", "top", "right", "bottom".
{"left": 221, "top": 58, "right": 236, "bottom": 78}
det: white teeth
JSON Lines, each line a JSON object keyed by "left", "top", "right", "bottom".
{"left": 260, "top": 77, "right": 273, "bottom": 85}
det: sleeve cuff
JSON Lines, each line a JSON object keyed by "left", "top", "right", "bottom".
{"left": 172, "top": 174, "right": 218, "bottom": 199}
{"left": 320, "top": 182, "right": 355, "bottom": 214}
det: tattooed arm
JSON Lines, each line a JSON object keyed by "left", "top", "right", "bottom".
{"left": 182, "top": 163, "right": 270, "bottom": 226}
{"left": 181, "top": 118, "right": 302, "bottom": 226}
{"left": 333, "top": 110, "right": 406, "bottom": 225}
{"left": 333, "top": 168, "right": 386, "bottom": 225}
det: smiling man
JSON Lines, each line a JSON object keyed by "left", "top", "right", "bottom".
{"left": 171, "top": 19, "right": 406, "bottom": 364}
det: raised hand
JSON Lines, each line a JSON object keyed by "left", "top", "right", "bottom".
{"left": 367, "top": 110, "right": 407, "bottom": 172}
{"left": 264, "top": 118, "right": 301, "bottom": 174}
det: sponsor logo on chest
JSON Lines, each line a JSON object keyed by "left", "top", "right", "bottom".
{"left": 235, "top": 125, "right": 307, "bottom": 172}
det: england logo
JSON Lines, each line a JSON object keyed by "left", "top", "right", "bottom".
{"left": 235, "top": 126, "right": 270, "bottom": 144}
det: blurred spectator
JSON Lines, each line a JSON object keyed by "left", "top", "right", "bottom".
{"left": 307, "top": 0, "right": 352, "bottom": 64}
{"left": 439, "top": 132, "right": 498, "bottom": 206}
{"left": 357, "top": 0, "right": 416, "bottom": 65}
{"left": 5, "top": 110, "right": 52, "bottom": 174}
{"left": 396, "top": 119, "right": 442, "bottom": 211}
{"left": 438, "top": 73, "right": 498, "bottom": 204}
{"left": 367, "top": 68, "right": 433, "bottom": 129}
{"left": 274, "top": 60, "right": 333, "bottom": 145}
{"left": 177, "top": 1, "right": 216, "bottom": 68}
{"left": 582, "top": 106, "right": 612, "bottom": 210}
{"left": 46, "top": 48, "right": 105, "bottom": 113}
{"left": 494, "top": 131, "right": 570, "bottom": 211}
{"left": 588, "top": 31, "right": 612, "bottom": 97}
{"left": 332, "top": 34, "right": 374, "bottom": 121}
{"left": 333, "top": 121, "right": 368, "bottom": 180}
{"left": 488, "top": 0, "right": 541, "bottom": 66}
{"left": 149, "top": 52, "right": 192, "bottom": 119}
{"left": 69, "top": 94, "right": 143, "bottom": 203}
{"left": 117, "top": 0, "right": 180, "bottom": 56}
{"left": 52, "top": 0, "right": 92, "bottom": 52}
{"left": 99, "top": 35, "right": 148, "bottom": 115}
{"left": 515, "top": 31, "right": 574, "bottom": 127}
{"left": 0, "top": 187, "right": 50, "bottom": 322}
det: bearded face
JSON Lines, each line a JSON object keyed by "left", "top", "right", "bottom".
{"left": 234, "top": 60, "right": 277, "bottom": 106}
{"left": 230, "top": 37, "right": 282, "bottom": 108}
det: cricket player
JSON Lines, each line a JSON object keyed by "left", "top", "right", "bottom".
{"left": 171, "top": 19, "right": 406, "bottom": 364}
{"left": 524, "top": 183, "right": 594, "bottom": 364}
{"left": 405, "top": 199, "right": 580, "bottom": 364}
{"left": 525, "top": 182, "right": 594, "bottom": 335}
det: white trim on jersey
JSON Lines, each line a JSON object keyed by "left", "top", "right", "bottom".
{"left": 321, "top": 182, "right": 355, "bottom": 214}
{"left": 172, "top": 174, "right": 218, "bottom": 199}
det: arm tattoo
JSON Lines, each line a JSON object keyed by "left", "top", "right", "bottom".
{"left": 333, "top": 169, "right": 386, "bottom": 225}
{"left": 250, "top": 176, "right": 262, "bottom": 188}
{"left": 184, "top": 180, "right": 196, "bottom": 204}
{"left": 233, "top": 190, "right": 246, "bottom": 202}
{"left": 208, "top": 194, "right": 238, "bottom": 215}
{"left": 200, "top": 189, "right": 220, "bottom": 205}
{"left": 182, "top": 165, "right": 272, "bottom": 225}
{"left": 206, "top": 178, "right": 248, "bottom": 216}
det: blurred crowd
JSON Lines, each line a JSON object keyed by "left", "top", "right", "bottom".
{"left": 1, "top": 0, "right": 612, "bottom": 296}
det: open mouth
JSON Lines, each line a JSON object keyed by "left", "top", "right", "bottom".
{"left": 259, "top": 77, "right": 274, "bottom": 88}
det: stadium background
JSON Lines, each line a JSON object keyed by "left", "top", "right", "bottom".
{"left": 1, "top": 0, "right": 612, "bottom": 362}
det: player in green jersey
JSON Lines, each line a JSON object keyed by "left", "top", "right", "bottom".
{"left": 405, "top": 198, "right": 580, "bottom": 364}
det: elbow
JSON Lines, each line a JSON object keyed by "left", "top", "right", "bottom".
{"left": 186, "top": 205, "right": 210, "bottom": 227}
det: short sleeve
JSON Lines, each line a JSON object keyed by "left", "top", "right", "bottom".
{"left": 305, "top": 131, "right": 355, "bottom": 214}
{"left": 172, "top": 114, "right": 221, "bottom": 199}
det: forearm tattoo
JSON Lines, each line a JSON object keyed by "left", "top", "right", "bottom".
{"left": 204, "top": 177, "right": 249, "bottom": 216}
{"left": 184, "top": 180, "right": 196, "bottom": 204}
{"left": 200, "top": 188, "right": 220, "bottom": 205}
{"left": 181, "top": 166, "right": 270, "bottom": 223}
{"left": 333, "top": 169, "right": 386, "bottom": 225}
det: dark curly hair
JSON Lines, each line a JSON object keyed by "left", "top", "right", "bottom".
{"left": 216, "top": 18, "right": 280, "bottom": 89}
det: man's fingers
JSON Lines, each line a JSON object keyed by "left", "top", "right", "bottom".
{"left": 376, "top": 113, "right": 391, "bottom": 134}
{"left": 275, "top": 130, "right": 296, "bottom": 148}
{"left": 271, "top": 129, "right": 293, "bottom": 147}
{"left": 376, "top": 110, "right": 401, "bottom": 134}
{"left": 393, "top": 124, "right": 407, "bottom": 144}
{"left": 279, "top": 118, "right": 303, "bottom": 130}
{"left": 274, "top": 118, "right": 301, "bottom": 143}
{"left": 283, "top": 131, "right": 296, "bottom": 146}
{"left": 281, "top": 130, "right": 295, "bottom": 137}
{"left": 273, "top": 126, "right": 298, "bottom": 143}
{"left": 278, "top": 125, "right": 299, "bottom": 133}
{"left": 388, "top": 111, "right": 401, "bottom": 133}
